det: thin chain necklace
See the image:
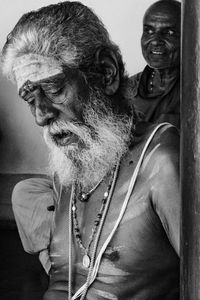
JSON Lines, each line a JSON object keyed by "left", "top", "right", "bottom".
{"left": 72, "top": 168, "right": 116, "bottom": 269}
{"left": 78, "top": 178, "right": 104, "bottom": 202}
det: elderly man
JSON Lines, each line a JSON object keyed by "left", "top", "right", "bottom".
{"left": 2, "top": 1, "right": 180, "bottom": 299}
{"left": 131, "top": 0, "right": 181, "bottom": 128}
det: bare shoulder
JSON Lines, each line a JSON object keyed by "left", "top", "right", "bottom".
{"left": 127, "top": 123, "right": 180, "bottom": 177}
{"left": 150, "top": 124, "right": 180, "bottom": 152}
{"left": 142, "top": 124, "right": 180, "bottom": 180}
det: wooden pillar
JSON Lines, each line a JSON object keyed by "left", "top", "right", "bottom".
{"left": 181, "top": 0, "right": 200, "bottom": 299}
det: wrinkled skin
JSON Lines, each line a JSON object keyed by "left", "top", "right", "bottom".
{"left": 141, "top": 1, "right": 180, "bottom": 71}
{"left": 18, "top": 67, "right": 90, "bottom": 147}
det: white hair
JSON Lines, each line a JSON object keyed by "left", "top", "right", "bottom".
{"left": 43, "top": 102, "right": 132, "bottom": 190}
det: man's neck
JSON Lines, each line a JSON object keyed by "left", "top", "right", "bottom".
{"left": 147, "top": 66, "right": 179, "bottom": 95}
{"left": 153, "top": 67, "right": 179, "bottom": 84}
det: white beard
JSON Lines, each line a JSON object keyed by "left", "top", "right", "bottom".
{"left": 43, "top": 103, "right": 132, "bottom": 190}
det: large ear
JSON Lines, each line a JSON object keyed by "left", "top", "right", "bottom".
{"left": 94, "top": 47, "right": 120, "bottom": 95}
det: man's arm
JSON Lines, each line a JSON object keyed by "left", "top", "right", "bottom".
{"left": 150, "top": 126, "right": 180, "bottom": 255}
{"left": 140, "top": 125, "right": 180, "bottom": 255}
{"left": 12, "top": 177, "right": 54, "bottom": 272}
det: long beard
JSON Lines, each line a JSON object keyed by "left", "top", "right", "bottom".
{"left": 43, "top": 95, "right": 132, "bottom": 190}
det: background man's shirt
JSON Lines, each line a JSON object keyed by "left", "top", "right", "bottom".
{"left": 130, "top": 66, "right": 180, "bottom": 128}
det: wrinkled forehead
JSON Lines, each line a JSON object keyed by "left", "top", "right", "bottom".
{"left": 144, "top": 3, "right": 181, "bottom": 27}
{"left": 12, "top": 54, "right": 63, "bottom": 90}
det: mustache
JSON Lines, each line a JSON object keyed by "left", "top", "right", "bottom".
{"left": 48, "top": 120, "right": 83, "bottom": 134}
{"left": 45, "top": 120, "right": 86, "bottom": 140}
{"left": 43, "top": 119, "right": 96, "bottom": 148}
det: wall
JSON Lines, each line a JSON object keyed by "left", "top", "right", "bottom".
{"left": 0, "top": 0, "right": 155, "bottom": 174}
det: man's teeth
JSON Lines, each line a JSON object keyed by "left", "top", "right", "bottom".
{"left": 152, "top": 51, "right": 163, "bottom": 55}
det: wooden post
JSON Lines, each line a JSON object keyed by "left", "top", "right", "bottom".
{"left": 181, "top": 0, "right": 200, "bottom": 298}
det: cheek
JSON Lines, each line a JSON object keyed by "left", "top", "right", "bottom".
{"left": 167, "top": 38, "right": 180, "bottom": 49}
{"left": 141, "top": 36, "right": 146, "bottom": 47}
{"left": 141, "top": 37, "right": 150, "bottom": 52}
{"left": 72, "top": 97, "right": 84, "bottom": 119}
{"left": 77, "top": 78, "right": 90, "bottom": 104}
{"left": 61, "top": 96, "right": 85, "bottom": 123}
{"left": 58, "top": 75, "right": 90, "bottom": 122}
{"left": 141, "top": 44, "right": 149, "bottom": 60}
{"left": 169, "top": 45, "right": 180, "bottom": 61}
{"left": 73, "top": 81, "right": 89, "bottom": 113}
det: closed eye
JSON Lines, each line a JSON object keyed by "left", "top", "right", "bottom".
{"left": 44, "top": 87, "right": 69, "bottom": 104}
{"left": 45, "top": 87, "right": 64, "bottom": 97}
{"left": 40, "top": 76, "right": 66, "bottom": 92}
{"left": 41, "top": 81, "right": 67, "bottom": 99}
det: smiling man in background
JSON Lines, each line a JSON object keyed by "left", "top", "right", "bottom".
{"left": 131, "top": 0, "right": 181, "bottom": 128}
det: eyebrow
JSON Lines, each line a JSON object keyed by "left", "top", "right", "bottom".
{"left": 143, "top": 24, "right": 179, "bottom": 31}
{"left": 32, "top": 72, "right": 66, "bottom": 84}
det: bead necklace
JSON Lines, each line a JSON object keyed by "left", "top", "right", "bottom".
{"left": 72, "top": 168, "right": 116, "bottom": 269}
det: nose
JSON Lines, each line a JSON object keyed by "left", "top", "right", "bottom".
{"left": 35, "top": 102, "right": 58, "bottom": 126}
{"left": 34, "top": 90, "right": 58, "bottom": 127}
{"left": 151, "top": 33, "right": 165, "bottom": 46}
